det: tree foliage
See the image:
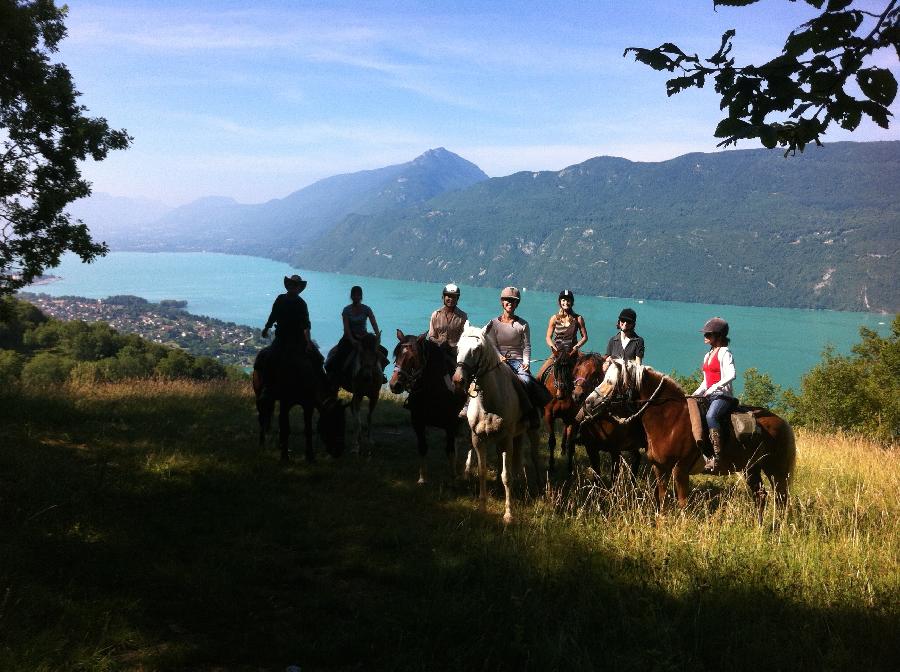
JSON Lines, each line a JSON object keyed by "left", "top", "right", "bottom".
{"left": 787, "top": 315, "right": 899, "bottom": 442}
{"left": 0, "top": 0, "right": 131, "bottom": 295}
{"left": 625, "top": 0, "right": 900, "bottom": 154}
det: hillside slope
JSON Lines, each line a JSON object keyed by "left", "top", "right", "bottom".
{"left": 298, "top": 141, "right": 899, "bottom": 312}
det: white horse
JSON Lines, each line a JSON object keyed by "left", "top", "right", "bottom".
{"left": 452, "top": 322, "right": 542, "bottom": 524}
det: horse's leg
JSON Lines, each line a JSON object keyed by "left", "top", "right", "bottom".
{"left": 444, "top": 426, "right": 457, "bottom": 480}
{"left": 278, "top": 402, "right": 291, "bottom": 463}
{"left": 350, "top": 394, "right": 362, "bottom": 455}
{"left": 473, "top": 436, "right": 488, "bottom": 513}
{"left": 563, "top": 423, "right": 575, "bottom": 476}
{"left": 652, "top": 463, "right": 670, "bottom": 513}
{"left": 303, "top": 404, "right": 315, "bottom": 463}
{"left": 414, "top": 419, "right": 428, "bottom": 485}
{"left": 672, "top": 464, "right": 690, "bottom": 509}
{"left": 747, "top": 466, "right": 767, "bottom": 524}
{"left": 526, "top": 428, "right": 543, "bottom": 495}
{"left": 501, "top": 442, "right": 515, "bottom": 524}
{"left": 627, "top": 449, "right": 641, "bottom": 483}
{"left": 545, "top": 410, "right": 557, "bottom": 474}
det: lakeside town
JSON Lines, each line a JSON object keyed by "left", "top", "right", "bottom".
{"left": 18, "top": 292, "right": 266, "bottom": 368}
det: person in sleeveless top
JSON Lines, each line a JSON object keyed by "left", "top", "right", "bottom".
{"left": 325, "top": 285, "right": 389, "bottom": 384}
{"left": 692, "top": 317, "right": 736, "bottom": 474}
{"left": 605, "top": 307, "right": 644, "bottom": 365}
{"left": 484, "top": 286, "right": 549, "bottom": 428}
{"left": 539, "top": 289, "right": 588, "bottom": 398}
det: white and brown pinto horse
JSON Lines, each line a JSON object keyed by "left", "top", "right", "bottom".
{"left": 588, "top": 358, "right": 795, "bottom": 515}
{"left": 452, "top": 322, "right": 542, "bottom": 524}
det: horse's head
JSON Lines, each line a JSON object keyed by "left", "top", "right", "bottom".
{"left": 451, "top": 321, "right": 498, "bottom": 394}
{"left": 317, "top": 397, "right": 348, "bottom": 457}
{"left": 390, "top": 329, "right": 426, "bottom": 394}
{"left": 572, "top": 353, "right": 608, "bottom": 404}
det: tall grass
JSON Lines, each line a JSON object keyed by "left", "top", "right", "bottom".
{"left": 0, "top": 381, "right": 896, "bottom": 671}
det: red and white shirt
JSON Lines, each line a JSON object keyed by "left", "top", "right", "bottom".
{"left": 693, "top": 346, "right": 736, "bottom": 397}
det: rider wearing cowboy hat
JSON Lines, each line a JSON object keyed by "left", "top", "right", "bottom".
{"left": 262, "top": 274, "right": 314, "bottom": 355}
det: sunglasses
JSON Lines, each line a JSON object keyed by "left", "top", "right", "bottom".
{"left": 704, "top": 332, "right": 714, "bottom": 338}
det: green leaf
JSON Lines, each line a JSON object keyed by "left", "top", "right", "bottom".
{"left": 709, "top": 29, "right": 736, "bottom": 66}
{"left": 858, "top": 100, "right": 892, "bottom": 129}
{"left": 857, "top": 68, "right": 898, "bottom": 106}
{"left": 759, "top": 124, "right": 779, "bottom": 149}
{"left": 666, "top": 72, "right": 705, "bottom": 96}
{"left": 714, "top": 116, "right": 753, "bottom": 138}
{"left": 826, "top": 0, "right": 852, "bottom": 11}
{"left": 714, "top": 0, "right": 763, "bottom": 6}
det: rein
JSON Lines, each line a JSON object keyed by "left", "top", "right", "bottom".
{"left": 607, "top": 374, "right": 670, "bottom": 425}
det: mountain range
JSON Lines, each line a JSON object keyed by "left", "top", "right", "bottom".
{"left": 76, "top": 142, "right": 899, "bottom": 313}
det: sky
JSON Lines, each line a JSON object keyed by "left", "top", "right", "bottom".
{"left": 58, "top": 0, "right": 900, "bottom": 206}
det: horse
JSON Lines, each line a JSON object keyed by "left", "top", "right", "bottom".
{"left": 587, "top": 358, "right": 795, "bottom": 515}
{"left": 571, "top": 353, "right": 645, "bottom": 483}
{"left": 452, "top": 322, "right": 543, "bottom": 524}
{"left": 340, "top": 331, "right": 385, "bottom": 455}
{"left": 252, "top": 346, "right": 347, "bottom": 463}
{"left": 389, "top": 330, "right": 469, "bottom": 484}
{"left": 539, "top": 349, "right": 584, "bottom": 475}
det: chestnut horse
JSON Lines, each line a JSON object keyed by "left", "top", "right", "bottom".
{"left": 452, "top": 322, "right": 543, "bottom": 524}
{"left": 541, "top": 350, "right": 586, "bottom": 475}
{"left": 390, "top": 330, "right": 469, "bottom": 484}
{"left": 571, "top": 353, "right": 644, "bottom": 482}
{"left": 252, "top": 347, "right": 346, "bottom": 462}
{"left": 588, "top": 359, "right": 795, "bottom": 514}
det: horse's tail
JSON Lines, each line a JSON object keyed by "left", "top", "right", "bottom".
{"left": 474, "top": 412, "right": 503, "bottom": 436}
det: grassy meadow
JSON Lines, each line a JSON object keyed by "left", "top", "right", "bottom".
{"left": 0, "top": 380, "right": 897, "bottom": 671}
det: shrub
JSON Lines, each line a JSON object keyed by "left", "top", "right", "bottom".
{"left": 0, "top": 348, "right": 25, "bottom": 385}
{"left": 21, "top": 352, "right": 76, "bottom": 387}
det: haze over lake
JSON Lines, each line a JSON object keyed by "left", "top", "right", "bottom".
{"left": 29, "top": 252, "right": 892, "bottom": 391}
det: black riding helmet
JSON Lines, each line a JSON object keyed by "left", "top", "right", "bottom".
{"left": 558, "top": 289, "right": 575, "bottom": 305}
{"left": 618, "top": 307, "right": 637, "bottom": 327}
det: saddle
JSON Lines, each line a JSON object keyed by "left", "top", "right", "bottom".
{"left": 686, "top": 396, "right": 763, "bottom": 455}
{"left": 255, "top": 344, "right": 324, "bottom": 391}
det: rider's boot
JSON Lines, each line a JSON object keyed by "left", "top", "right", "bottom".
{"left": 704, "top": 428, "right": 722, "bottom": 474}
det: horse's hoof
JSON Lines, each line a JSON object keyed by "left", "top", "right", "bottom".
{"left": 417, "top": 477, "right": 427, "bottom": 486}
{"left": 503, "top": 512, "right": 514, "bottom": 525}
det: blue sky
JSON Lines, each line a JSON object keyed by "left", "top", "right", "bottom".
{"left": 59, "top": 0, "right": 900, "bottom": 206}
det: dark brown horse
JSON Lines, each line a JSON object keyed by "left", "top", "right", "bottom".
{"left": 571, "top": 353, "right": 645, "bottom": 482}
{"left": 342, "top": 332, "right": 384, "bottom": 455}
{"left": 389, "top": 330, "right": 469, "bottom": 484}
{"left": 540, "top": 350, "right": 584, "bottom": 475}
{"left": 589, "top": 358, "right": 795, "bottom": 514}
{"left": 252, "top": 347, "right": 346, "bottom": 462}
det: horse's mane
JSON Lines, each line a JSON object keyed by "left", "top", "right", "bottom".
{"left": 627, "top": 362, "right": 685, "bottom": 397}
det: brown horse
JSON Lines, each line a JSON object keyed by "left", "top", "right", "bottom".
{"left": 540, "top": 350, "right": 584, "bottom": 475}
{"left": 589, "top": 359, "right": 795, "bottom": 514}
{"left": 252, "top": 347, "right": 347, "bottom": 462}
{"left": 389, "top": 330, "right": 469, "bottom": 484}
{"left": 342, "top": 332, "right": 384, "bottom": 455}
{"left": 571, "top": 353, "right": 644, "bottom": 482}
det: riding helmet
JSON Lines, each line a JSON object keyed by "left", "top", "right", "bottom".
{"left": 442, "top": 283, "right": 461, "bottom": 297}
{"left": 500, "top": 286, "right": 521, "bottom": 303}
{"left": 558, "top": 289, "right": 575, "bottom": 305}
{"left": 618, "top": 307, "right": 636, "bottom": 324}
{"left": 701, "top": 317, "right": 729, "bottom": 336}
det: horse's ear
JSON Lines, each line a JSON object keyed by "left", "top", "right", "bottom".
{"left": 396, "top": 328, "right": 404, "bottom": 341}
{"left": 481, "top": 320, "right": 493, "bottom": 337}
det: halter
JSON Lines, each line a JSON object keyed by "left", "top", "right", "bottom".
{"left": 392, "top": 338, "right": 428, "bottom": 392}
{"left": 455, "top": 333, "right": 503, "bottom": 396}
{"left": 582, "top": 358, "right": 675, "bottom": 425}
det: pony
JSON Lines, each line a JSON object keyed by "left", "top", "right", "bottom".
{"left": 540, "top": 350, "right": 584, "bottom": 475}
{"left": 252, "top": 347, "right": 346, "bottom": 462}
{"left": 587, "top": 358, "right": 795, "bottom": 515}
{"left": 389, "top": 330, "right": 469, "bottom": 484}
{"left": 571, "top": 353, "right": 644, "bottom": 482}
{"left": 452, "top": 322, "right": 543, "bottom": 524}
{"left": 340, "top": 332, "right": 385, "bottom": 455}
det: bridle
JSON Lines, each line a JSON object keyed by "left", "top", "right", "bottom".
{"left": 455, "top": 333, "right": 502, "bottom": 396}
{"left": 392, "top": 338, "right": 427, "bottom": 392}
{"left": 583, "top": 358, "right": 674, "bottom": 426}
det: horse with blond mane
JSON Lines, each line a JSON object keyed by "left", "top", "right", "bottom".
{"left": 452, "top": 322, "right": 543, "bottom": 523}
{"left": 583, "top": 358, "right": 795, "bottom": 514}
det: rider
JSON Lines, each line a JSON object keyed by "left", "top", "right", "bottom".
{"left": 540, "top": 289, "right": 588, "bottom": 398}
{"left": 693, "top": 317, "right": 737, "bottom": 474}
{"left": 605, "top": 308, "right": 644, "bottom": 365}
{"left": 325, "top": 285, "right": 389, "bottom": 384}
{"left": 261, "top": 274, "right": 315, "bottom": 360}
{"left": 485, "top": 286, "right": 548, "bottom": 428}
{"left": 428, "top": 283, "right": 468, "bottom": 349}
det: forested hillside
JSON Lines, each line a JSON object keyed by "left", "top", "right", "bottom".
{"left": 299, "top": 142, "right": 899, "bottom": 312}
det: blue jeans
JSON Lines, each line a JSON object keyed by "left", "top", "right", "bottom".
{"left": 505, "top": 359, "right": 531, "bottom": 385}
{"left": 706, "top": 394, "right": 734, "bottom": 431}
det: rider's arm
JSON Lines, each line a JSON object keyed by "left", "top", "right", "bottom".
{"left": 342, "top": 310, "right": 354, "bottom": 341}
{"left": 633, "top": 336, "right": 644, "bottom": 366}
{"left": 545, "top": 315, "right": 557, "bottom": 352}
{"left": 521, "top": 320, "right": 531, "bottom": 371}
{"left": 427, "top": 310, "right": 439, "bottom": 342}
{"left": 262, "top": 296, "right": 280, "bottom": 336}
{"left": 367, "top": 306, "right": 381, "bottom": 337}
{"left": 574, "top": 315, "right": 589, "bottom": 351}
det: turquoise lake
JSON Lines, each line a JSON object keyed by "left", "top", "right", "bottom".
{"left": 26, "top": 252, "right": 893, "bottom": 391}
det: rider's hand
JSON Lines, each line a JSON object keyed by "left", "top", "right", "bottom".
{"left": 261, "top": 327, "right": 269, "bottom": 338}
